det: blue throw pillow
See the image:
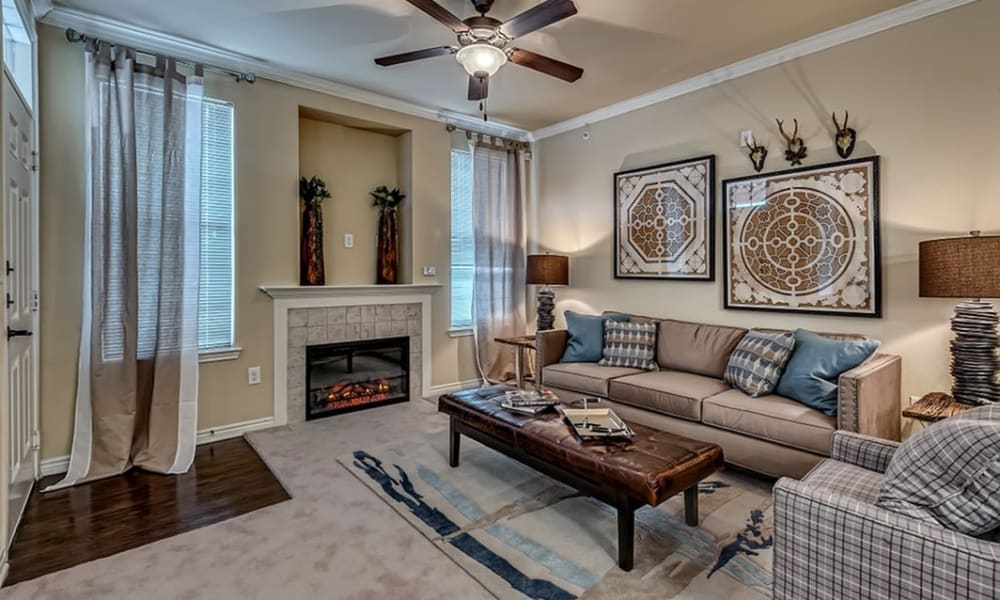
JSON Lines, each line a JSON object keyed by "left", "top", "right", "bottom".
{"left": 776, "top": 329, "right": 879, "bottom": 416}
{"left": 561, "top": 311, "right": 629, "bottom": 363}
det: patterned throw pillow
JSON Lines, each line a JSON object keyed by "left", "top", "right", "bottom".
{"left": 598, "top": 321, "right": 658, "bottom": 371}
{"left": 724, "top": 330, "right": 796, "bottom": 397}
{"left": 877, "top": 404, "right": 1000, "bottom": 537}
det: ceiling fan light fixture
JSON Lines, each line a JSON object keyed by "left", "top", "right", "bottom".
{"left": 456, "top": 43, "right": 507, "bottom": 77}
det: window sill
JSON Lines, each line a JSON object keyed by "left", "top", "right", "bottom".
{"left": 448, "top": 328, "right": 473, "bottom": 338}
{"left": 199, "top": 346, "right": 243, "bottom": 363}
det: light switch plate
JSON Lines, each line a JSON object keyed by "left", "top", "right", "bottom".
{"left": 740, "top": 130, "right": 754, "bottom": 147}
{"left": 248, "top": 366, "right": 261, "bottom": 385}
{"left": 344, "top": 233, "right": 354, "bottom": 248}
{"left": 422, "top": 266, "right": 437, "bottom": 277}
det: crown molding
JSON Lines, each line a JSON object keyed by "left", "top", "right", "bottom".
{"left": 531, "top": 0, "right": 976, "bottom": 140}
{"left": 38, "top": 6, "right": 533, "bottom": 141}
{"left": 29, "top": 0, "right": 53, "bottom": 19}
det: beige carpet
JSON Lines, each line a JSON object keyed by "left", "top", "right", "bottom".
{"left": 2, "top": 399, "right": 493, "bottom": 600}
{"left": 2, "top": 398, "right": 774, "bottom": 599}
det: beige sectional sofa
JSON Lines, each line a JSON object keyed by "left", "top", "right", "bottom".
{"left": 536, "top": 313, "right": 902, "bottom": 479}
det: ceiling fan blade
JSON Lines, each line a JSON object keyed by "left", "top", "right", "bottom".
{"left": 375, "top": 46, "right": 456, "bottom": 66}
{"left": 500, "top": 0, "right": 577, "bottom": 39}
{"left": 509, "top": 48, "right": 583, "bottom": 82}
{"left": 468, "top": 75, "right": 489, "bottom": 101}
{"left": 404, "top": 0, "right": 468, "bottom": 33}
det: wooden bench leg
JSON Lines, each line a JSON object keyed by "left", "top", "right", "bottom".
{"left": 449, "top": 418, "right": 461, "bottom": 468}
{"left": 684, "top": 486, "right": 699, "bottom": 527}
{"left": 617, "top": 497, "right": 639, "bottom": 571}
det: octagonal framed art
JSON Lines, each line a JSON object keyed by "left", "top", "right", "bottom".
{"left": 613, "top": 155, "right": 715, "bottom": 280}
{"left": 723, "top": 156, "right": 881, "bottom": 317}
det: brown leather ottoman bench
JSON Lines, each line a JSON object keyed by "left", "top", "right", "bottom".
{"left": 438, "top": 385, "right": 724, "bottom": 571}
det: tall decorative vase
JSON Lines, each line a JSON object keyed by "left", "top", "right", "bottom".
{"left": 300, "top": 202, "right": 326, "bottom": 285}
{"left": 376, "top": 206, "right": 399, "bottom": 285}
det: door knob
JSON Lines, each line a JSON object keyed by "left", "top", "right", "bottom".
{"left": 6, "top": 328, "right": 32, "bottom": 339}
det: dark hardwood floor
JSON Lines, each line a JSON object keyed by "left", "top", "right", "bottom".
{"left": 4, "top": 438, "right": 290, "bottom": 587}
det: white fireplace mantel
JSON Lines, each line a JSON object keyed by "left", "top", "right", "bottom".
{"left": 260, "top": 283, "right": 441, "bottom": 426}
{"left": 260, "top": 283, "right": 442, "bottom": 300}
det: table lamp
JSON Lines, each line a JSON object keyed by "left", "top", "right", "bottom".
{"left": 526, "top": 254, "right": 569, "bottom": 331}
{"left": 919, "top": 231, "right": 1000, "bottom": 405}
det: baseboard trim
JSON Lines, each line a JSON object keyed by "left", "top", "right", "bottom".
{"left": 428, "top": 379, "right": 484, "bottom": 396}
{"left": 39, "top": 417, "right": 278, "bottom": 478}
{"left": 196, "top": 417, "right": 276, "bottom": 445}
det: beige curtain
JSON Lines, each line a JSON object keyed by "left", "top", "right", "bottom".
{"left": 470, "top": 135, "right": 527, "bottom": 383}
{"left": 47, "top": 42, "right": 202, "bottom": 490}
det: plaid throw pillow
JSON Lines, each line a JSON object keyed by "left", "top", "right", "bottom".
{"left": 598, "top": 321, "right": 658, "bottom": 371}
{"left": 877, "top": 404, "right": 1000, "bottom": 536}
{"left": 724, "top": 330, "right": 796, "bottom": 397}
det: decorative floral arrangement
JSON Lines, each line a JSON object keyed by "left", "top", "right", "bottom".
{"left": 300, "top": 176, "right": 332, "bottom": 206}
{"left": 369, "top": 186, "right": 406, "bottom": 210}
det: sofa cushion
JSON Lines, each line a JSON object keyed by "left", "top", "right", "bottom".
{"left": 542, "top": 362, "right": 642, "bottom": 397}
{"left": 609, "top": 371, "right": 730, "bottom": 421}
{"left": 561, "top": 311, "right": 629, "bottom": 363}
{"left": 877, "top": 405, "right": 1000, "bottom": 537}
{"left": 803, "top": 459, "right": 882, "bottom": 504}
{"left": 702, "top": 389, "right": 836, "bottom": 455}
{"left": 724, "top": 330, "right": 796, "bottom": 397}
{"left": 776, "top": 329, "right": 879, "bottom": 416}
{"left": 599, "top": 320, "right": 659, "bottom": 371}
{"left": 657, "top": 319, "right": 748, "bottom": 379}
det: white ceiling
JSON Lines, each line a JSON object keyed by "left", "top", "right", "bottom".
{"left": 49, "top": 0, "right": 913, "bottom": 130}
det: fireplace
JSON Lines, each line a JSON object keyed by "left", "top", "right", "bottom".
{"left": 305, "top": 337, "right": 410, "bottom": 420}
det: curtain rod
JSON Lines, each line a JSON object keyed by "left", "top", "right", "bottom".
{"left": 65, "top": 28, "right": 256, "bottom": 84}
{"left": 445, "top": 124, "right": 529, "bottom": 150}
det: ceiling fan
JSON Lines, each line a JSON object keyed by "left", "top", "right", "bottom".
{"left": 374, "top": 0, "right": 584, "bottom": 105}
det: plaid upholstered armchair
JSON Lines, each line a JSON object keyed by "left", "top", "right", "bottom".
{"left": 772, "top": 430, "right": 1000, "bottom": 600}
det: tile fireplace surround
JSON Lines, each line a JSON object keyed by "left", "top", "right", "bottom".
{"left": 260, "top": 284, "right": 439, "bottom": 425}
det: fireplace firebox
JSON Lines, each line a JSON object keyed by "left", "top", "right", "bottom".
{"left": 305, "top": 337, "right": 410, "bottom": 420}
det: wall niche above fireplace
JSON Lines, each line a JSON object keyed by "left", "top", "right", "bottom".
{"left": 306, "top": 336, "right": 410, "bottom": 420}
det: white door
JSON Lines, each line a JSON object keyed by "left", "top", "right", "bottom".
{"left": 2, "top": 70, "right": 35, "bottom": 550}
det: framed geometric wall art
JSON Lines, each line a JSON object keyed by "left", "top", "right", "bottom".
{"left": 723, "top": 156, "right": 881, "bottom": 317}
{"left": 614, "top": 155, "right": 715, "bottom": 280}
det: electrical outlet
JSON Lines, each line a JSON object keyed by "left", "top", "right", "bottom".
{"left": 248, "top": 366, "right": 261, "bottom": 386}
{"left": 740, "top": 130, "right": 754, "bottom": 147}
{"left": 422, "top": 266, "right": 437, "bottom": 277}
{"left": 344, "top": 233, "right": 354, "bottom": 248}
{"left": 908, "top": 395, "right": 921, "bottom": 406}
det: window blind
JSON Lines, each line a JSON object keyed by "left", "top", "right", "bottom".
{"left": 198, "top": 99, "right": 235, "bottom": 351}
{"left": 450, "top": 150, "right": 474, "bottom": 330}
{"left": 101, "top": 96, "right": 235, "bottom": 360}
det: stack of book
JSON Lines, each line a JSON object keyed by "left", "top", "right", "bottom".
{"left": 500, "top": 389, "right": 560, "bottom": 415}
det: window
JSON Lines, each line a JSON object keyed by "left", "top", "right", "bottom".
{"left": 199, "top": 99, "right": 235, "bottom": 351}
{"left": 103, "top": 97, "right": 235, "bottom": 359}
{"left": 2, "top": 0, "right": 33, "bottom": 107}
{"left": 450, "top": 149, "right": 474, "bottom": 330}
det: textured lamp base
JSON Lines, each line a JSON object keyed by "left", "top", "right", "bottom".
{"left": 536, "top": 288, "right": 556, "bottom": 331}
{"left": 950, "top": 301, "right": 1000, "bottom": 405}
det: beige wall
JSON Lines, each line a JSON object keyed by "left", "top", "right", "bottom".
{"left": 37, "top": 23, "right": 480, "bottom": 460}
{"left": 298, "top": 117, "right": 399, "bottom": 284}
{"left": 532, "top": 0, "right": 1000, "bottom": 429}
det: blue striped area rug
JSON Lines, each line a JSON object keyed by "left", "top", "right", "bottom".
{"left": 338, "top": 436, "right": 773, "bottom": 600}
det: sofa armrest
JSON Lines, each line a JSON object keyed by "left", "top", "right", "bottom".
{"left": 837, "top": 353, "right": 901, "bottom": 441}
{"left": 535, "top": 329, "right": 568, "bottom": 376}
{"left": 773, "top": 477, "right": 1000, "bottom": 600}
{"left": 830, "top": 431, "right": 899, "bottom": 473}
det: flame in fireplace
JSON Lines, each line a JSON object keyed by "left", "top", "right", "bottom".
{"left": 323, "top": 378, "right": 395, "bottom": 411}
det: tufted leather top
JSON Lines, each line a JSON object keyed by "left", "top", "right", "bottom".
{"left": 439, "top": 385, "right": 724, "bottom": 506}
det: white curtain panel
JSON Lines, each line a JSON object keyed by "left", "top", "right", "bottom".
{"left": 470, "top": 138, "right": 527, "bottom": 383}
{"left": 48, "top": 43, "right": 202, "bottom": 490}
